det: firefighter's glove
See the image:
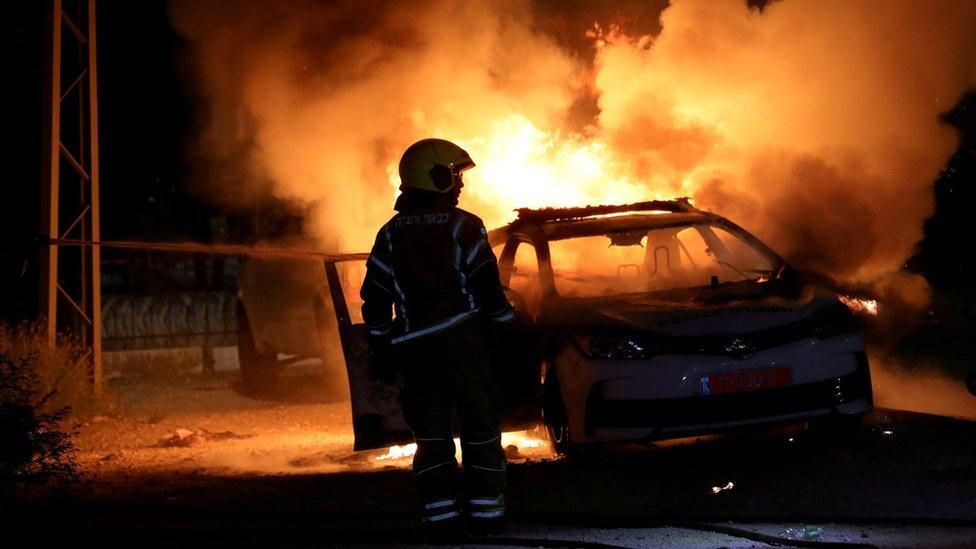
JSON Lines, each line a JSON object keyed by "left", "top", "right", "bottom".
{"left": 489, "top": 313, "right": 523, "bottom": 355}
{"left": 367, "top": 334, "right": 399, "bottom": 386}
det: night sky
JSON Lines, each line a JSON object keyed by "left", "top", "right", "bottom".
{"left": 4, "top": 0, "right": 975, "bottom": 323}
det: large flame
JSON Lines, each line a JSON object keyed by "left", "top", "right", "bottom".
{"left": 387, "top": 114, "right": 662, "bottom": 228}
{"left": 173, "top": 0, "right": 976, "bottom": 288}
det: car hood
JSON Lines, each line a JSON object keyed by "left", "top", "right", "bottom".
{"left": 552, "top": 280, "right": 840, "bottom": 337}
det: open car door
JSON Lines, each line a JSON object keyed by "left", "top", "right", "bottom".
{"left": 324, "top": 257, "right": 541, "bottom": 451}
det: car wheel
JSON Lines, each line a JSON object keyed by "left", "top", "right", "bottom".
{"left": 542, "top": 371, "right": 567, "bottom": 447}
{"left": 543, "top": 372, "right": 598, "bottom": 462}
{"left": 546, "top": 422, "right": 602, "bottom": 463}
{"left": 236, "top": 301, "right": 279, "bottom": 396}
{"left": 546, "top": 422, "right": 571, "bottom": 453}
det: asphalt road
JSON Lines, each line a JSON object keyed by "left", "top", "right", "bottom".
{"left": 8, "top": 409, "right": 976, "bottom": 547}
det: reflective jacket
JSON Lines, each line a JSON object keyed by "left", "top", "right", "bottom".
{"left": 361, "top": 199, "right": 515, "bottom": 345}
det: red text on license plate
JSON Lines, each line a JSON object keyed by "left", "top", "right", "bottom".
{"left": 699, "top": 366, "right": 792, "bottom": 396}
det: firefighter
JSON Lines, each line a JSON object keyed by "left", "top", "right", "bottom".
{"left": 360, "top": 138, "right": 516, "bottom": 534}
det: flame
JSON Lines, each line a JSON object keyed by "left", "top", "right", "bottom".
{"left": 503, "top": 430, "right": 546, "bottom": 450}
{"left": 839, "top": 295, "right": 879, "bottom": 316}
{"left": 375, "top": 443, "right": 418, "bottom": 461}
{"left": 711, "top": 481, "right": 735, "bottom": 494}
{"left": 173, "top": 0, "right": 976, "bottom": 321}
{"left": 373, "top": 430, "right": 549, "bottom": 462}
{"left": 389, "top": 114, "right": 661, "bottom": 229}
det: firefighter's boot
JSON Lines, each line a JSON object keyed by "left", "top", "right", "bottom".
{"left": 462, "top": 435, "right": 506, "bottom": 533}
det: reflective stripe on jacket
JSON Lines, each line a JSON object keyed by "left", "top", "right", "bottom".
{"left": 360, "top": 203, "right": 514, "bottom": 344}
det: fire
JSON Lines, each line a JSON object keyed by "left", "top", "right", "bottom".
{"left": 839, "top": 295, "right": 879, "bottom": 316}
{"left": 373, "top": 430, "right": 550, "bottom": 462}
{"left": 174, "top": 0, "right": 976, "bottom": 311}
{"left": 375, "top": 443, "right": 418, "bottom": 461}
{"left": 388, "top": 114, "right": 660, "bottom": 229}
{"left": 462, "top": 116, "right": 657, "bottom": 228}
{"left": 503, "top": 430, "right": 546, "bottom": 451}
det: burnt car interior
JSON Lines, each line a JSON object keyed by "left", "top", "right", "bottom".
{"left": 496, "top": 201, "right": 789, "bottom": 319}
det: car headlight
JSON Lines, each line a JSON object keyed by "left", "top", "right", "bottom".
{"left": 574, "top": 333, "right": 660, "bottom": 359}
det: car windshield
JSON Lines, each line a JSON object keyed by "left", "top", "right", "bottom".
{"left": 549, "top": 222, "right": 779, "bottom": 298}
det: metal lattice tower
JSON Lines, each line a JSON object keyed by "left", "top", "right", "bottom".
{"left": 40, "top": 0, "right": 102, "bottom": 391}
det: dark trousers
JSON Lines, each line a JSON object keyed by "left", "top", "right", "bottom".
{"left": 399, "top": 318, "right": 506, "bottom": 521}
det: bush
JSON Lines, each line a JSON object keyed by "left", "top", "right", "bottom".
{"left": 0, "top": 324, "right": 86, "bottom": 490}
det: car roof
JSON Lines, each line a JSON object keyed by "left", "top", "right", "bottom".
{"left": 486, "top": 198, "right": 790, "bottom": 269}
{"left": 487, "top": 199, "right": 722, "bottom": 245}
{"left": 535, "top": 211, "right": 718, "bottom": 241}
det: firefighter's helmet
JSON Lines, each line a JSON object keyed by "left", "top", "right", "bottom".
{"left": 398, "top": 138, "right": 475, "bottom": 193}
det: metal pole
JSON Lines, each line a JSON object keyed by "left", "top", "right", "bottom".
{"left": 40, "top": 0, "right": 102, "bottom": 393}
{"left": 88, "top": 0, "right": 102, "bottom": 391}
{"left": 40, "top": 0, "right": 62, "bottom": 347}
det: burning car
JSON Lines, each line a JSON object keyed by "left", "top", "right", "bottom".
{"left": 489, "top": 199, "right": 873, "bottom": 456}
{"left": 327, "top": 199, "right": 872, "bottom": 455}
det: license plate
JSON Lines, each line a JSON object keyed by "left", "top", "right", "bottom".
{"left": 698, "top": 366, "right": 792, "bottom": 396}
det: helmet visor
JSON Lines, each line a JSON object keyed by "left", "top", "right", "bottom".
{"left": 451, "top": 159, "right": 476, "bottom": 174}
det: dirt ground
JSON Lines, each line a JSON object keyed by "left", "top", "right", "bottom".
{"left": 74, "top": 354, "right": 551, "bottom": 480}
{"left": 76, "top": 366, "right": 364, "bottom": 477}
{"left": 7, "top": 342, "right": 976, "bottom": 547}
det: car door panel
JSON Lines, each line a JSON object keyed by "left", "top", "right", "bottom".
{"left": 326, "top": 259, "right": 542, "bottom": 451}
{"left": 325, "top": 259, "right": 413, "bottom": 451}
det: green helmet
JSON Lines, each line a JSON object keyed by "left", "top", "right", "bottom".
{"left": 398, "top": 138, "right": 476, "bottom": 193}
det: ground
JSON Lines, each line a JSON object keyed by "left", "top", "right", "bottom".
{"left": 5, "top": 346, "right": 976, "bottom": 547}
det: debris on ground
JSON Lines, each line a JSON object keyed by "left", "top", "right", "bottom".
{"left": 287, "top": 451, "right": 374, "bottom": 469}
{"left": 156, "top": 428, "right": 252, "bottom": 447}
{"left": 336, "top": 452, "right": 374, "bottom": 467}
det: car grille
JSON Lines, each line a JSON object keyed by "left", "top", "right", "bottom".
{"left": 585, "top": 354, "right": 871, "bottom": 433}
